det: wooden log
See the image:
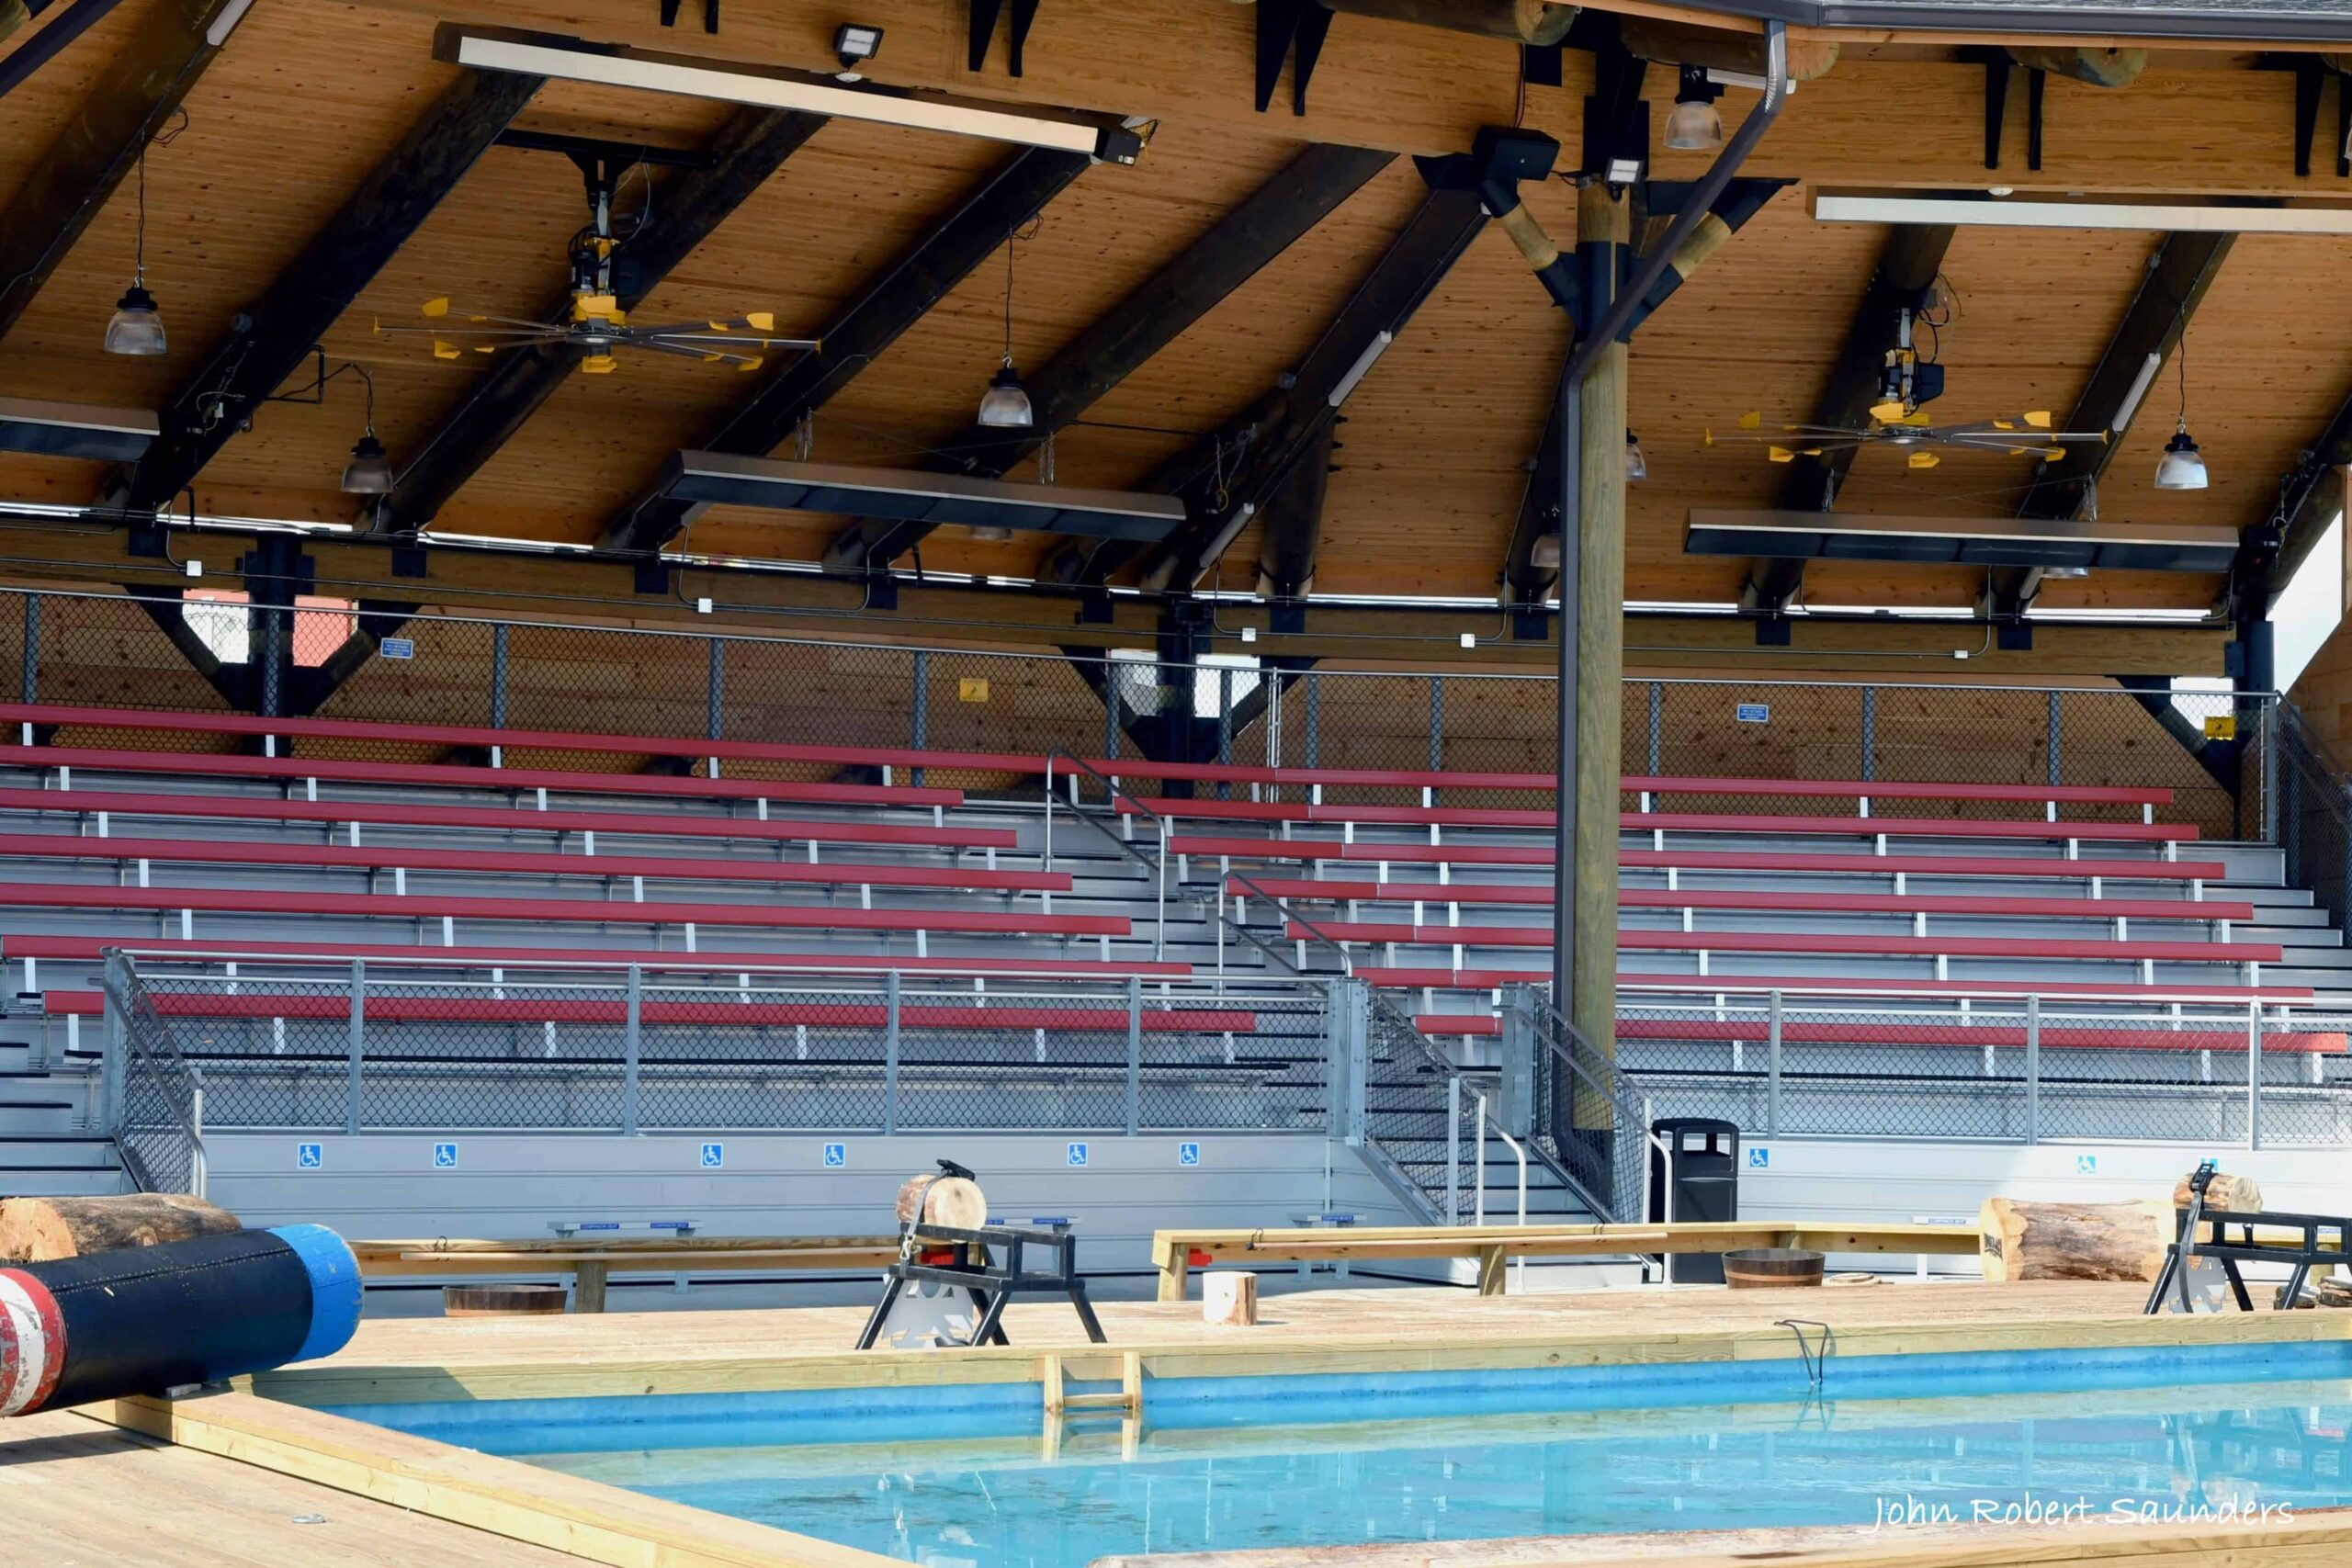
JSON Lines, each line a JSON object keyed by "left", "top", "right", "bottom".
{"left": 1311, "top": 0, "right": 1577, "bottom": 47}
{"left": 1978, "top": 1197, "right": 2171, "bottom": 1282}
{"left": 2008, "top": 46, "right": 2147, "bottom": 88}
{"left": 896, "top": 1172, "right": 988, "bottom": 1232}
{"left": 442, "top": 1284, "right": 567, "bottom": 1317}
{"left": 1617, "top": 17, "right": 1841, "bottom": 83}
{"left": 2172, "top": 1171, "right": 2263, "bottom": 1214}
{"left": 0, "top": 1193, "right": 241, "bottom": 1263}
{"left": 1203, "top": 1270, "right": 1259, "bottom": 1327}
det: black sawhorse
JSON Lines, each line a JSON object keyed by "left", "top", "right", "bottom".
{"left": 855, "top": 1222, "right": 1107, "bottom": 1348}
{"left": 2144, "top": 1162, "right": 2352, "bottom": 1314}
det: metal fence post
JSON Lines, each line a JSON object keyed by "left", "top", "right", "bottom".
{"left": 1428, "top": 675, "right": 1442, "bottom": 773}
{"left": 491, "top": 622, "right": 510, "bottom": 729}
{"left": 1216, "top": 666, "right": 1233, "bottom": 799}
{"left": 100, "top": 951, "right": 127, "bottom": 1134}
{"left": 1445, "top": 1075, "right": 1461, "bottom": 1225}
{"left": 1860, "top": 686, "right": 1876, "bottom": 782}
{"left": 2024, "top": 993, "right": 2041, "bottom": 1144}
{"left": 19, "top": 591, "right": 37, "bottom": 715}
{"left": 1100, "top": 654, "right": 1119, "bottom": 761}
{"left": 1305, "top": 671, "right": 1319, "bottom": 768}
{"left": 1125, "top": 975, "right": 1141, "bottom": 1135}
{"left": 1498, "top": 984, "right": 1534, "bottom": 1138}
{"left": 910, "top": 649, "right": 929, "bottom": 787}
{"left": 345, "top": 959, "right": 365, "bottom": 1135}
{"left": 2262, "top": 696, "right": 2280, "bottom": 846}
{"left": 2247, "top": 1000, "right": 2263, "bottom": 1151}
{"left": 706, "top": 637, "right": 725, "bottom": 750}
{"left": 1327, "top": 977, "right": 1367, "bottom": 1146}
{"left": 884, "top": 971, "right": 901, "bottom": 1135}
{"left": 622, "top": 964, "right": 641, "bottom": 1136}
{"left": 2047, "top": 691, "right": 2062, "bottom": 788}
{"left": 1766, "top": 989, "right": 1782, "bottom": 1135}
{"left": 1645, "top": 680, "right": 1662, "bottom": 775}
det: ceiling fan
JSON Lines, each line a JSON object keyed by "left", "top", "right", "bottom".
{"left": 1705, "top": 306, "right": 2107, "bottom": 472}
{"left": 373, "top": 145, "right": 819, "bottom": 377}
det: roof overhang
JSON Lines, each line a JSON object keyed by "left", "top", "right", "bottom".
{"left": 1684, "top": 508, "right": 2240, "bottom": 571}
{"left": 1647, "top": 1, "right": 2352, "bottom": 45}
{"left": 659, "top": 453, "right": 1187, "bottom": 543}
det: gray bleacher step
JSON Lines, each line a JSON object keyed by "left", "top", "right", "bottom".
{"left": 0, "top": 1135, "right": 120, "bottom": 1168}
{"left": 0, "top": 1103, "right": 79, "bottom": 1134}
{"left": 0, "top": 1168, "right": 130, "bottom": 1197}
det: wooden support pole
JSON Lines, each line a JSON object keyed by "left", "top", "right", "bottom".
{"left": 1572, "top": 181, "right": 1628, "bottom": 1063}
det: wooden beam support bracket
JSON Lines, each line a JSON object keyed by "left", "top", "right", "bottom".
{"left": 1255, "top": 0, "right": 1336, "bottom": 115}
{"left": 969, "top": 0, "right": 1042, "bottom": 77}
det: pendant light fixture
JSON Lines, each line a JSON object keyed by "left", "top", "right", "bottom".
{"left": 976, "top": 235, "right": 1034, "bottom": 430}
{"left": 1662, "top": 66, "right": 1724, "bottom": 152}
{"left": 1623, "top": 431, "right": 1648, "bottom": 482}
{"left": 338, "top": 366, "right": 393, "bottom": 494}
{"left": 103, "top": 140, "right": 167, "bottom": 356}
{"left": 2153, "top": 313, "right": 2208, "bottom": 491}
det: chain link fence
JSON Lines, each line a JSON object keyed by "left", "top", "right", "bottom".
{"left": 98, "top": 951, "right": 206, "bottom": 1194}
{"left": 0, "top": 586, "right": 2274, "bottom": 833}
{"left": 109, "top": 959, "right": 1337, "bottom": 1135}
{"left": 1515, "top": 987, "right": 1658, "bottom": 1224}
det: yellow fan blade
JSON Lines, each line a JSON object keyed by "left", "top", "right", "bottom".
{"left": 1702, "top": 428, "right": 1715, "bottom": 447}
{"left": 1800, "top": 447, "right": 1824, "bottom": 457}
{"left": 1869, "top": 400, "right": 1906, "bottom": 423}
{"left": 1768, "top": 446, "right": 1795, "bottom": 464}
{"left": 703, "top": 352, "right": 726, "bottom": 363}
{"left": 743, "top": 311, "right": 775, "bottom": 333}
{"left": 1992, "top": 419, "right": 2016, "bottom": 431}
{"left": 432, "top": 340, "right": 459, "bottom": 360}
{"left": 473, "top": 344, "right": 495, "bottom": 355}
{"left": 2023, "top": 411, "right": 2052, "bottom": 429}
{"left": 581, "top": 354, "right": 617, "bottom": 376}
{"left": 1901, "top": 411, "right": 1933, "bottom": 427}
{"left": 705, "top": 321, "right": 730, "bottom": 333}
{"left": 1737, "top": 411, "right": 1761, "bottom": 431}
{"left": 1907, "top": 451, "right": 1939, "bottom": 469}
{"left": 2039, "top": 446, "right": 2064, "bottom": 462}
{"left": 737, "top": 355, "right": 764, "bottom": 373}
{"left": 370, "top": 316, "right": 382, "bottom": 335}
{"left": 423, "top": 297, "right": 450, "bottom": 318}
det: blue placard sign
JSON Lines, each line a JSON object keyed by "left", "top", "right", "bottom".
{"left": 379, "top": 637, "right": 414, "bottom": 660}
{"left": 1735, "top": 702, "right": 1770, "bottom": 724}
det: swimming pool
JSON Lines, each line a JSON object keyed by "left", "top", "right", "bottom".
{"left": 331, "top": 1340, "right": 2352, "bottom": 1568}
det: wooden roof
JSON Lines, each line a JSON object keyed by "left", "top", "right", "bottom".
{"left": 3, "top": 0, "right": 2350, "bottom": 635}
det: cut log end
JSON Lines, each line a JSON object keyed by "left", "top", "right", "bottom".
{"left": 897, "top": 1173, "right": 988, "bottom": 1234}
{"left": 0, "top": 1193, "right": 242, "bottom": 1263}
{"left": 1204, "top": 1270, "right": 1261, "bottom": 1327}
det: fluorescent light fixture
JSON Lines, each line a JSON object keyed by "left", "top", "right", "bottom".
{"left": 2111, "top": 350, "right": 2163, "bottom": 435}
{"left": 206, "top": 0, "right": 258, "bottom": 46}
{"left": 0, "top": 397, "right": 157, "bottom": 461}
{"left": 435, "top": 25, "right": 1143, "bottom": 164}
{"left": 1684, "top": 507, "right": 2238, "bottom": 572}
{"left": 1329, "top": 331, "right": 1392, "bottom": 407}
{"left": 1812, "top": 187, "right": 2352, "bottom": 234}
{"left": 658, "top": 452, "right": 1183, "bottom": 543}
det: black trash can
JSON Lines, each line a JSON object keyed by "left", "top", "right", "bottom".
{"left": 1647, "top": 1117, "right": 1739, "bottom": 1284}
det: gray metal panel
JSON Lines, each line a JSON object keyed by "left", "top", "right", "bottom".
{"left": 1684, "top": 507, "right": 2239, "bottom": 572}
{"left": 662, "top": 451, "right": 1184, "bottom": 543}
{"left": 0, "top": 396, "right": 159, "bottom": 462}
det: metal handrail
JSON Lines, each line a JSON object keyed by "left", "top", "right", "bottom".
{"left": 99, "top": 952, "right": 208, "bottom": 1193}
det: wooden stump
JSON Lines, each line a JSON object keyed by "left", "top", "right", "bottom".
{"left": 1203, "top": 1271, "right": 1259, "bottom": 1327}
{"left": 896, "top": 1173, "right": 988, "bottom": 1233}
{"left": 2172, "top": 1172, "right": 2263, "bottom": 1215}
{"left": 444, "top": 1284, "right": 567, "bottom": 1317}
{"left": 0, "top": 1193, "right": 241, "bottom": 1263}
{"left": 1979, "top": 1197, "right": 2171, "bottom": 1282}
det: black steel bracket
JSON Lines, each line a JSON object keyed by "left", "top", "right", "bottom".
{"left": 658, "top": 0, "right": 718, "bottom": 34}
{"left": 1255, "top": 0, "right": 1335, "bottom": 116}
{"left": 1574, "top": 15, "right": 1649, "bottom": 183}
{"left": 2253, "top": 54, "right": 2345, "bottom": 177}
{"left": 1971, "top": 50, "right": 2045, "bottom": 172}
{"left": 969, "top": 0, "right": 1043, "bottom": 77}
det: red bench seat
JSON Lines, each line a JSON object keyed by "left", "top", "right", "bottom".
{"left": 1173, "top": 838, "right": 2225, "bottom": 880}
{"left": 1232, "top": 878, "right": 2249, "bottom": 923}
{"left": 1134, "top": 800, "right": 2195, "bottom": 840}
{"left": 0, "top": 788, "right": 1018, "bottom": 851}
{"left": 1295, "top": 922, "right": 2279, "bottom": 963}
{"left": 0, "top": 832, "right": 1066, "bottom": 894}
{"left": 1368, "top": 966, "right": 2309, "bottom": 1001}
{"left": 1408, "top": 1013, "right": 2337, "bottom": 1054}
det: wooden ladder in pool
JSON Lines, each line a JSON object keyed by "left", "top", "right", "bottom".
{"left": 1040, "top": 1350, "right": 1143, "bottom": 1417}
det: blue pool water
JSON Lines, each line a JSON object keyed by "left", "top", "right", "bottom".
{"left": 332, "top": 1341, "right": 2352, "bottom": 1567}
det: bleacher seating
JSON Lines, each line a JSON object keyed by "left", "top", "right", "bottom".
{"left": 0, "top": 700, "right": 2341, "bottom": 1202}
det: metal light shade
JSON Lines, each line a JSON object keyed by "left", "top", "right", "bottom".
{"left": 103, "top": 285, "right": 167, "bottom": 357}
{"left": 1530, "top": 532, "right": 1562, "bottom": 571}
{"left": 967, "top": 525, "right": 1013, "bottom": 541}
{"left": 1624, "top": 432, "right": 1648, "bottom": 482}
{"left": 2154, "top": 426, "right": 2208, "bottom": 491}
{"left": 340, "top": 432, "right": 394, "bottom": 494}
{"left": 1663, "top": 97, "right": 1724, "bottom": 152}
{"left": 977, "top": 364, "right": 1034, "bottom": 429}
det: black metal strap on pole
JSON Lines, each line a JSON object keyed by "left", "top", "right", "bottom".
{"left": 1551, "top": 19, "right": 1790, "bottom": 1019}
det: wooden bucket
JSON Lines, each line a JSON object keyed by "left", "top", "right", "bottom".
{"left": 1723, "top": 1247, "right": 1826, "bottom": 1289}
{"left": 444, "top": 1283, "right": 568, "bottom": 1317}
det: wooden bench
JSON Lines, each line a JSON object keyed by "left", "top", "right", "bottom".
{"left": 0, "top": 786, "right": 1020, "bottom": 852}
{"left": 1149, "top": 1220, "right": 1983, "bottom": 1300}
{"left": 1234, "top": 878, "right": 2251, "bottom": 924}
{"left": 349, "top": 1235, "right": 902, "bottom": 1313}
{"left": 0, "top": 830, "right": 1069, "bottom": 895}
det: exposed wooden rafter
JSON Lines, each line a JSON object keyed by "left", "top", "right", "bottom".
{"left": 369, "top": 107, "right": 827, "bottom": 537}
{"left": 1986, "top": 229, "right": 2235, "bottom": 621}
{"left": 104, "top": 65, "right": 544, "bottom": 516}
{"left": 599, "top": 146, "right": 1093, "bottom": 555}
{"left": 1073, "top": 183, "right": 1487, "bottom": 601}
{"left": 1742, "top": 222, "right": 1956, "bottom": 615}
{"left": 820, "top": 141, "right": 1396, "bottom": 575}
{"left": 0, "top": 0, "right": 249, "bottom": 344}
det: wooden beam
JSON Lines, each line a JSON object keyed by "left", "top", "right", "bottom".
{"left": 0, "top": 0, "right": 247, "bottom": 344}
{"left": 105, "top": 66, "right": 545, "bottom": 516}
{"left": 371, "top": 108, "right": 826, "bottom": 537}
{"left": 822, "top": 142, "right": 1396, "bottom": 573}
{"left": 1091, "top": 183, "right": 1487, "bottom": 594}
{"left": 1986, "top": 229, "right": 2235, "bottom": 619}
{"left": 599, "top": 147, "right": 1092, "bottom": 555}
{"left": 1743, "top": 222, "right": 1955, "bottom": 615}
